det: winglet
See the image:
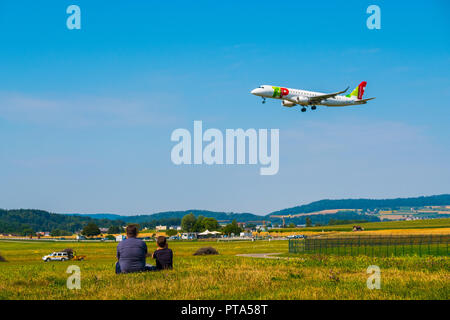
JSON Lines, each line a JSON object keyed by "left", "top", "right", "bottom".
{"left": 337, "top": 86, "right": 350, "bottom": 95}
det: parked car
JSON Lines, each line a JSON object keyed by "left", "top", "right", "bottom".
{"left": 42, "top": 252, "right": 69, "bottom": 262}
{"left": 287, "top": 234, "right": 307, "bottom": 239}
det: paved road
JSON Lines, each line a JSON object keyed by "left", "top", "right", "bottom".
{"left": 236, "top": 252, "right": 285, "bottom": 259}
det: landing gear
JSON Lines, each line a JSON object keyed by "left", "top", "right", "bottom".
{"left": 301, "top": 107, "right": 307, "bottom": 112}
{"left": 262, "top": 97, "right": 266, "bottom": 104}
{"left": 311, "top": 105, "right": 317, "bottom": 110}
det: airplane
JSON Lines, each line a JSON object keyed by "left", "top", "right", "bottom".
{"left": 250, "top": 81, "right": 375, "bottom": 112}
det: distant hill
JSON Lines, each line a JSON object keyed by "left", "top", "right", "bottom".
{"left": 65, "top": 194, "right": 450, "bottom": 227}
{"left": 69, "top": 210, "right": 262, "bottom": 223}
{"left": 267, "top": 194, "right": 450, "bottom": 216}
{"left": 69, "top": 213, "right": 125, "bottom": 220}
{"left": 0, "top": 209, "right": 125, "bottom": 235}
{"left": 2, "top": 194, "right": 449, "bottom": 234}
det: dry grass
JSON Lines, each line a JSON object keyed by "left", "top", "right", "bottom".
{"left": 0, "top": 240, "right": 448, "bottom": 300}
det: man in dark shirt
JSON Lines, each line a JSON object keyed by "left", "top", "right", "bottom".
{"left": 116, "top": 225, "right": 156, "bottom": 274}
{"left": 152, "top": 236, "right": 173, "bottom": 270}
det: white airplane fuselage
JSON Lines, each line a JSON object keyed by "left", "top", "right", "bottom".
{"left": 250, "top": 85, "right": 369, "bottom": 107}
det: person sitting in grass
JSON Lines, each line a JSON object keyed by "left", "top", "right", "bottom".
{"left": 152, "top": 236, "right": 173, "bottom": 270}
{"left": 115, "top": 224, "right": 157, "bottom": 274}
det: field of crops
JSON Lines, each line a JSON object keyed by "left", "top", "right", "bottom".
{"left": 0, "top": 239, "right": 449, "bottom": 300}
{"left": 270, "top": 218, "right": 450, "bottom": 233}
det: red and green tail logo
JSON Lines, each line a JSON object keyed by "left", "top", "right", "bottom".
{"left": 346, "top": 81, "right": 367, "bottom": 99}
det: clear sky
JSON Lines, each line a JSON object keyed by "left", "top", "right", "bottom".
{"left": 0, "top": 0, "right": 449, "bottom": 215}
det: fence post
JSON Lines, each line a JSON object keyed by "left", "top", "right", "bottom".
{"left": 372, "top": 237, "right": 374, "bottom": 257}
{"left": 337, "top": 237, "right": 340, "bottom": 255}
{"left": 394, "top": 235, "right": 397, "bottom": 256}
{"left": 385, "top": 236, "right": 388, "bottom": 257}
{"left": 364, "top": 237, "right": 367, "bottom": 256}
{"left": 350, "top": 238, "right": 353, "bottom": 256}
{"left": 419, "top": 236, "right": 422, "bottom": 257}
{"left": 358, "top": 236, "right": 361, "bottom": 255}
{"left": 402, "top": 235, "right": 405, "bottom": 256}
{"left": 428, "top": 235, "right": 431, "bottom": 255}
{"left": 438, "top": 235, "right": 441, "bottom": 256}
{"left": 411, "top": 236, "right": 414, "bottom": 256}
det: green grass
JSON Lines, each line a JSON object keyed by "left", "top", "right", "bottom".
{"left": 0, "top": 239, "right": 449, "bottom": 300}
{"left": 289, "top": 235, "right": 450, "bottom": 257}
{"left": 293, "top": 243, "right": 448, "bottom": 257}
{"left": 270, "top": 218, "right": 450, "bottom": 232}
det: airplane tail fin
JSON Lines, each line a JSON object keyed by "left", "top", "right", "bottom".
{"left": 346, "top": 81, "right": 367, "bottom": 100}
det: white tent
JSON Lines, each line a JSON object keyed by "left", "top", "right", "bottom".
{"left": 198, "top": 230, "right": 221, "bottom": 236}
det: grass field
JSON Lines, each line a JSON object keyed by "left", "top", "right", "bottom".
{"left": 0, "top": 239, "right": 449, "bottom": 300}
{"left": 270, "top": 218, "right": 450, "bottom": 233}
{"left": 290, "top": 234, "right": 450, "bottom": 257}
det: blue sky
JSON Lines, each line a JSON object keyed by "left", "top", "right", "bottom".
{"left": 0, "top": 1, "right": 449, "bottom": 215}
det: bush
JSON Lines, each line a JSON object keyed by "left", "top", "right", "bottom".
{"left": 166, "top": 229, "right": 178, "bottom": 237}
{"left": 193, "top": 247, "right": 219, "bottom": 256}
{"left": 62, "top": 248, "right": 74, "bottom": 259}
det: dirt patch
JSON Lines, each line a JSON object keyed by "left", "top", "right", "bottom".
{"left": 193, "top": 247, "right": 219, "bottom": 256}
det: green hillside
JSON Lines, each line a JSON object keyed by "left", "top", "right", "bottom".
{"left": 0, "top": 209, "right": 125, "bottom": 235}
{"left": 2, "top": 195, "right": 450, "bottom": 234}
{"left": 268, "top": 194, "right": 450, "bottom": 216}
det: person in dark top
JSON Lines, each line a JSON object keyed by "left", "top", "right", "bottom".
{"left": 152, "top": 236, "right": 173, "bottom": 270}
{"left": 115, "top": 225, "right": 156, "bottom": 274}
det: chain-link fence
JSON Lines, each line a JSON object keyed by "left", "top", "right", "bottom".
{"left": 289, "top": 234, "right": 450, "bottom": 256}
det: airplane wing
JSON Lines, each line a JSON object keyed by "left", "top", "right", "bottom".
{"left": 356, "top": 97, "right": 376, "bottom": 104}
{"left": 308, "top": 86, "right": 350, "bottom": 103}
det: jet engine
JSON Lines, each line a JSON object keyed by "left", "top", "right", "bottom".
{"left": 282, "top": 100, "right": 296, "bottom": 107}
{"left": 294, "top": 96, "right": 309, "bottom": 105}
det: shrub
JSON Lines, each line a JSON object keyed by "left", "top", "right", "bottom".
{"left": 166, "top": 229, "right": 178, "bottom": 237}
{"left": 193, "top": 247, "right": 219, "bottom": 256}
{"left": 62, "top": 248, "right": 74, "bottom": 259}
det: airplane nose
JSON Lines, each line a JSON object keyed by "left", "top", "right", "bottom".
{"left": 251, "top": 88, "right": 262, "bottom": 95}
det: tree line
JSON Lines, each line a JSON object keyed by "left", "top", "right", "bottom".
{"left": 0, "top": 209, "right": 124, "bottom": 236}
{"left": 181, "top": 213, "right": 243, "bottom": 235}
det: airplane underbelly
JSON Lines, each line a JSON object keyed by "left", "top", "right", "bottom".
{"left": 322, "top": 99, "right": 352, "bottom": 107}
